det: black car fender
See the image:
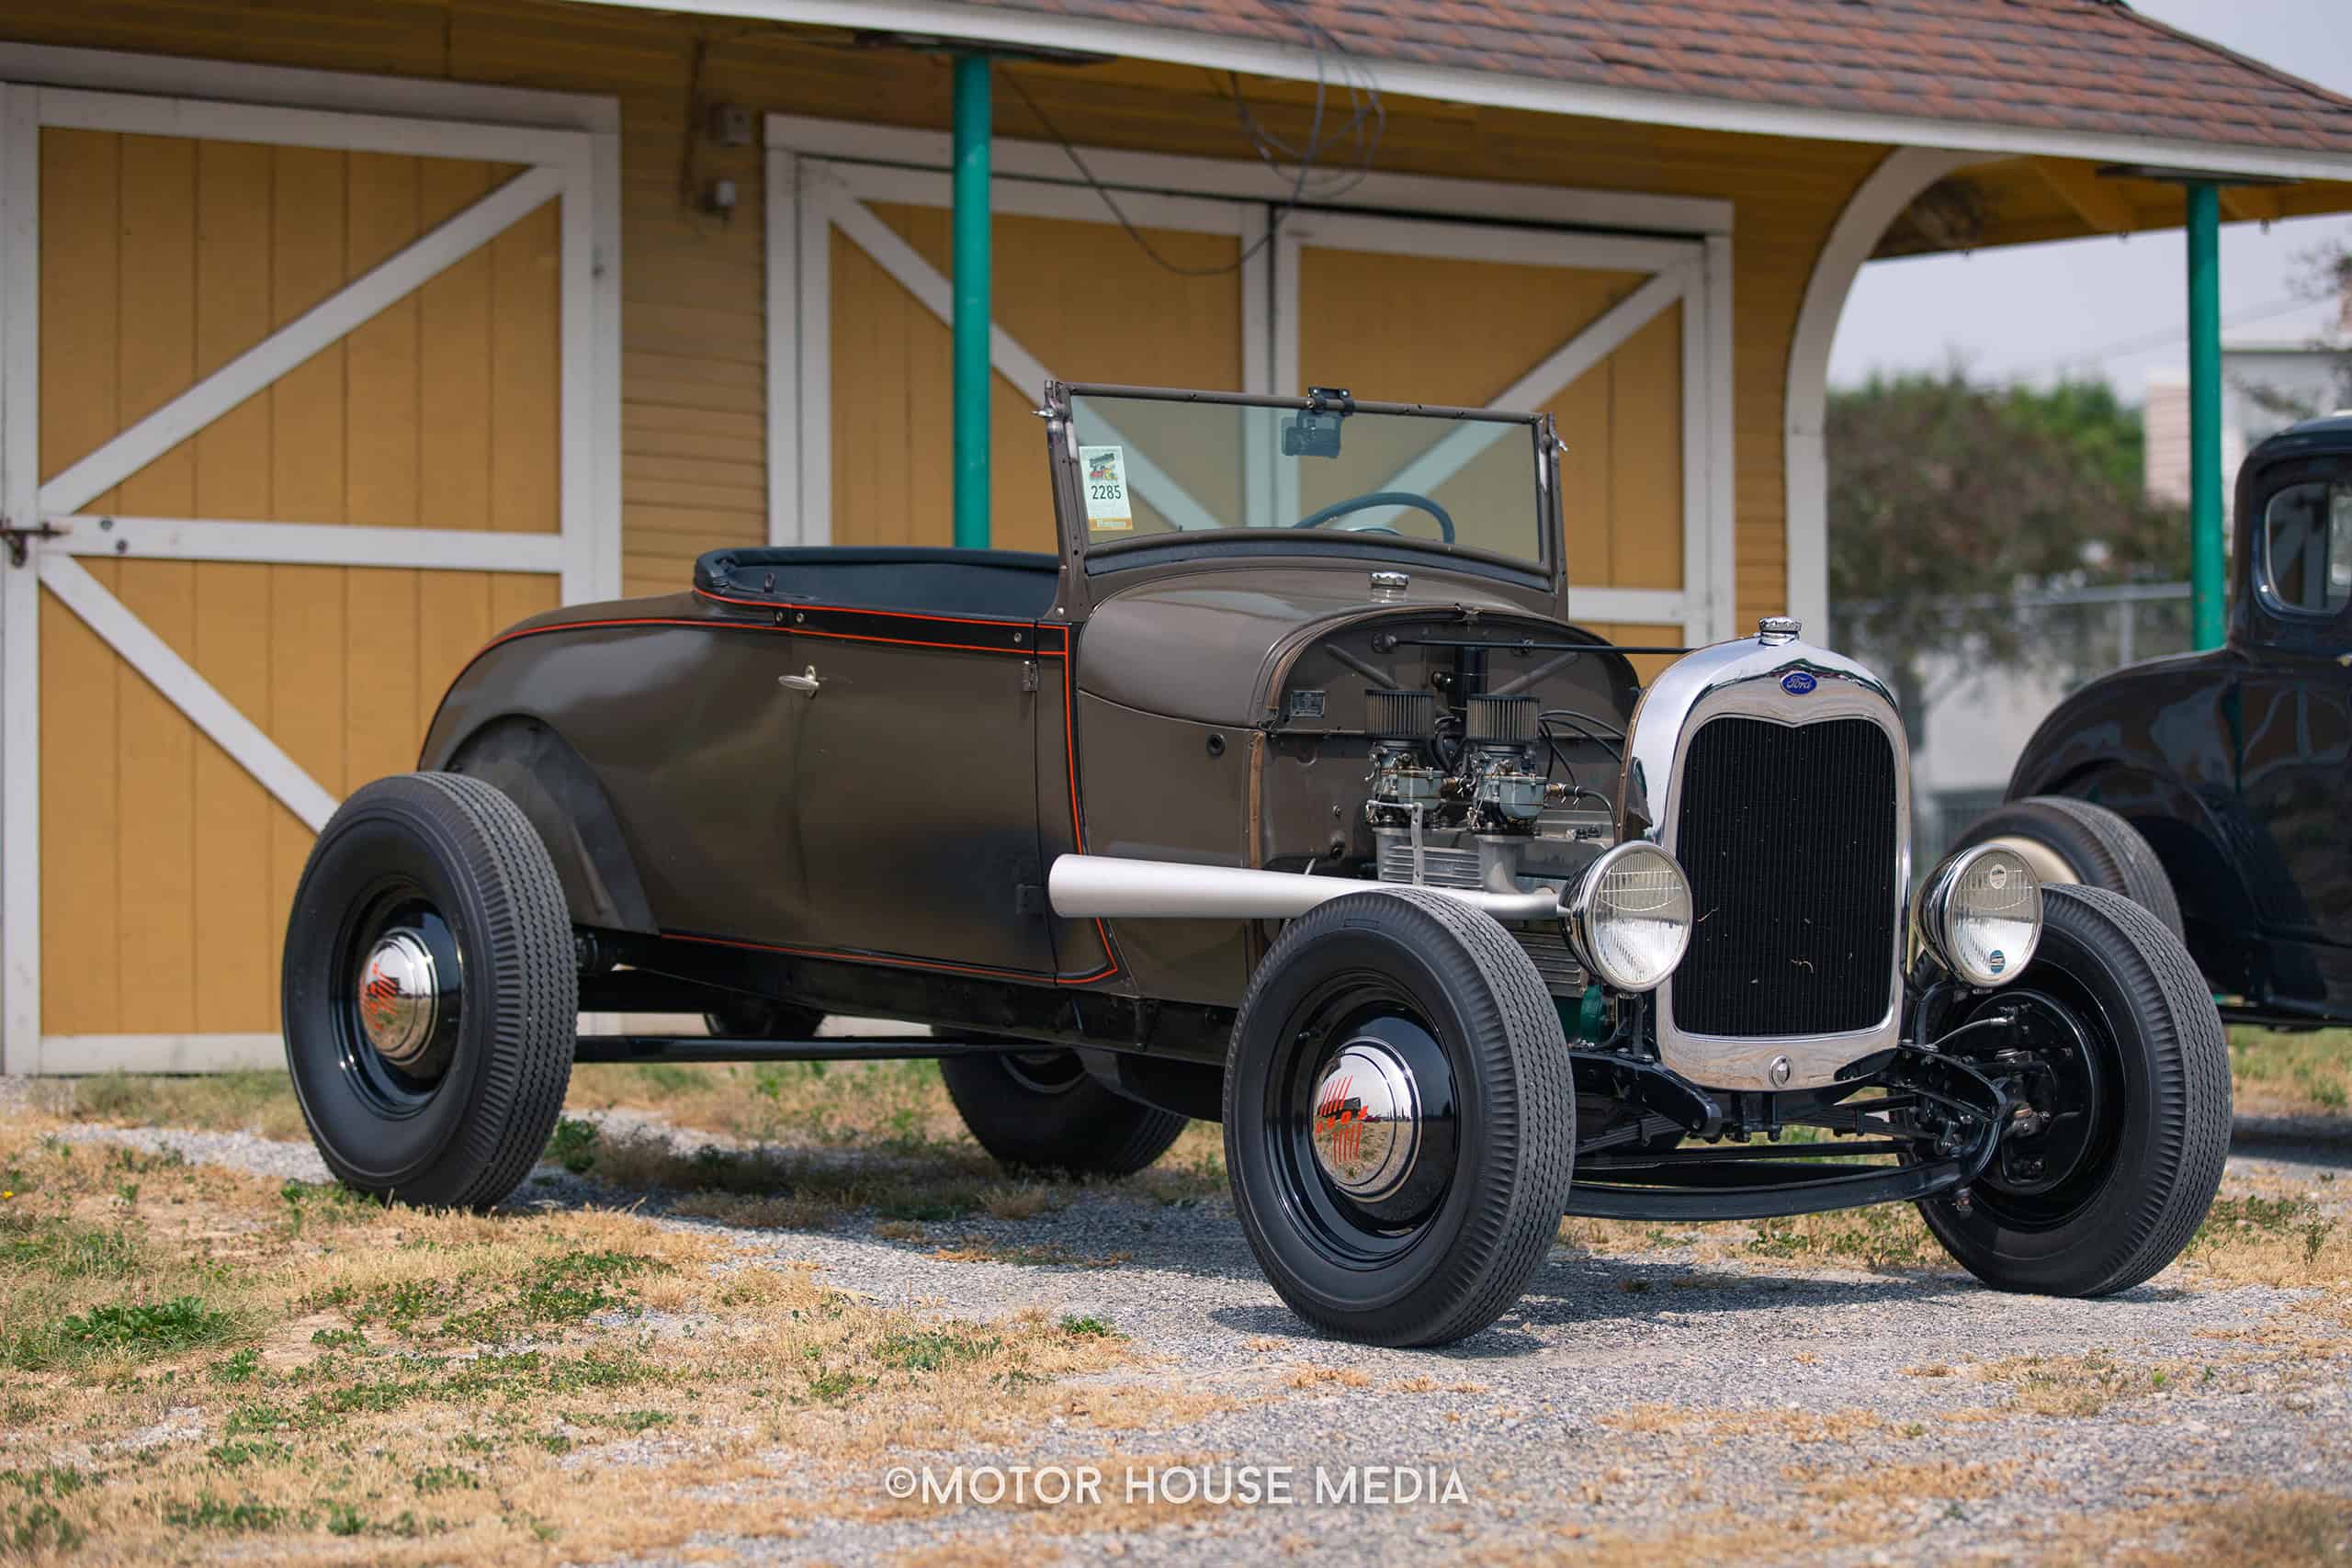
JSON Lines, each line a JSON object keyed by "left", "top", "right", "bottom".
{"left": 441, "top": 715, "right": 659, "bottom": 934}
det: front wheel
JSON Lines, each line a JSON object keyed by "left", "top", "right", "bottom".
{"left": 282, "top": 773, "right": 577, "bottom": 1210}
{"left": 1920, "top": 885, "right": 2229, "bottom": 1296}
{"left": 1225, "top": 889, "right": 1575, "bottom": 1348}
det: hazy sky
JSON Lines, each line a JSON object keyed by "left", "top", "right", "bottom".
{"left": 1827, "top": 0, "right": 2352, "bottom": 398}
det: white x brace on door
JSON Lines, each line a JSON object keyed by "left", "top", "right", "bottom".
{"left": 766, "top": 113, "right": 1735, "bottom": 650}
{"left": 0, "top": 79, "right": 619, "bottom": 1074}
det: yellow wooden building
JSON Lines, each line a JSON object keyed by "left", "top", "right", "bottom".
{"left": 4, "top": 0, "right": 2350, "bottom": 1072}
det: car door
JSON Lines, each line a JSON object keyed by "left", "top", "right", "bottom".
{"left": 782, "top": 614, "right": 1059, "bottom": 976}
{"left": 2239, "top": 460, "right": 2352, "bottom": 1010}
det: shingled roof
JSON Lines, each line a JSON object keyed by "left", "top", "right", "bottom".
{"left": 950, "top": 0, "right": 2352, "bottom": 157}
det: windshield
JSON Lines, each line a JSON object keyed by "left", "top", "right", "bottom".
{"left": 1066, "top": 390, "right": 1554, "bottom": 572}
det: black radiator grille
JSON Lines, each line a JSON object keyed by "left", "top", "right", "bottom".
{"left": 1669, "top": 715, "right": 1898, "bottom": 1038}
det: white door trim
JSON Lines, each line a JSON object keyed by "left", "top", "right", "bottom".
{"left": 1274, "top": 210, "right": 1733, "bottom": 645}
{"left": 1362, "top": 266, "right": 1692, "bottom": 516}
{"left": 51, "top": 517, "right": 564, "bottom": 573}
{"left": 778, "top": 153, "right": 1266, "bottom": 546}
{"left": 767, "top": 112, "right": 1736, "bottom": 615}
{"left": 0, "top": 60, "right": 623, "bottom": 1077}
{"left": 1, "top": 84, "right": 38, "bottom": 1071}
{"left": 37, "top": 553, "right": 339, "bottom": 831}
{"left": 39, "top": 163, "right": 569, "bottom": 520}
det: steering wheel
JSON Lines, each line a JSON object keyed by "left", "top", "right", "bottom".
{"left": 1290, "top": 491, "right": 1455, "bottom": 542}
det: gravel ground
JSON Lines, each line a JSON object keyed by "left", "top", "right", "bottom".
{"left": 34, "top": 1110, "right": 2352, "bottom": 1564}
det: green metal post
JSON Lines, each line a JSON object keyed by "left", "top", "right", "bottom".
{"left": 2187, "top": 181, "right": 2224, "bottom": 649}
{"left": 952, "top": 52, "right": 992, "bottom": 550}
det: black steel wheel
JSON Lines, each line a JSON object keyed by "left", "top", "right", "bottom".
{"left": 941, "top": 1049, "right": 1186, "bottom": 1177}
{"left": 282, "top": 773, "right": 576, "bottom": 1209}
{"left": 1224, "top": 888, "right": 1575, "bottom": 1348}
{"left": 1956, "top": 795, "right": 2183, "bottom": 940}
{"left": 1919, "top": 886, "right": 2228, "bottom": 1296}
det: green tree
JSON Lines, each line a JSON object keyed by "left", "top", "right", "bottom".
{"left": 1827, "top": 370, "right": 2188, "bottom": 744}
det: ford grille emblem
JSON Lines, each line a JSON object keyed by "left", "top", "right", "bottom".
{"left": 1781, "top": 671, "right": 1817, "bottom": 696}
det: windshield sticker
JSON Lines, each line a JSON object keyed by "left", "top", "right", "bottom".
{"left": 1080, "top": 445, "right": 1134, "bottom": 530}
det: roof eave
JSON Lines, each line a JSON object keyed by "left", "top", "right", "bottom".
{"left": 584, "top": 0, "right": 2352, "bottom": 185}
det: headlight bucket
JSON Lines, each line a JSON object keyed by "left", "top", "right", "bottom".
{"left": 1915, "top": 842, "right": 2041, "bottom": 987}
{"left": 1566, "top": 840, "right": 1693, "bottom": 993}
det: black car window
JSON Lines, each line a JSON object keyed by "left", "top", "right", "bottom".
{"left": 2259, "top": 479, "right": 2352, "bottom": 619}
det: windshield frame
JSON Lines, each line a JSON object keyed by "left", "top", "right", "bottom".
{"left": 1044, "top": 380, "right": 1564, "bottom": 593}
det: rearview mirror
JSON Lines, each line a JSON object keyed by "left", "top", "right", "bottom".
{"left": 1281, "top": 409, "right": 1343, "bottom": 459}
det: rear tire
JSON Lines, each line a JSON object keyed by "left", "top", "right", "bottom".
{"left": 282, "top": 773, "right": 576, "bottom": 1210}
{"left": 1919, "top": 886, "right": 2228, "bottom": 1296}
{"left": 1225, "top": 889, "right": 1575, "bottom": 1348}
{"left": 1956, "top": 795, "right": 2183, "bottom": 940}
{"left": 941, "top": 1051, "right": 1186, "bottom": 1177}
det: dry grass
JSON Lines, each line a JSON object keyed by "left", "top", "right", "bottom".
{"left": 27, "top": 1071, "right": 310, "bottom": 1141}
{"left": 1597, "top": 1404, "right": 1889, "bottom": 1444}
{"left": 549, "top": 1118, "right": 1219, "bottom": 1233}
{"left": 2039, "top": 1488, "right": 2352, "bottom": 1567}
{"left": 0, "top": 1118, "right": 1156, "bottom": 1566}
{"left": 1965, "top": 1350, "right": 2177, "bottom": 1417}
{"left": 2231, "top": 1028, "right": 2352, "bottom": 1118}
{"left": 922, "top": 1237, "right": 1133, "bottom": 1269}
{"left": 1559, "top": 1199, "right": 1943, "bottom": 1277}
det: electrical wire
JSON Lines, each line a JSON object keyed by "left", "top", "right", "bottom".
{"left": 1537, "top": 710, "right": 1625, "bottom": 764}
{"left": 1537, "top": 730, "right": 1611, "bottom": 810}
{"left": 1001, "top": 1, "right": 1385, "bottom": 280}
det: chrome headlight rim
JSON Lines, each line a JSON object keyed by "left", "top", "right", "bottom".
{"left": 1566, "top": 840, "right": 1694, "bottom": 995}
{"left": 1916, "top": 842, "right": 2042, "bottom": 988}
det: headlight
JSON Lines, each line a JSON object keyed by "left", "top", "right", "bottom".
{"left": 1566, "top": 841, "right": 1692, "bottom": 993}
{"left": 1916, "top": 843, "right": 2041, "bottom": 987}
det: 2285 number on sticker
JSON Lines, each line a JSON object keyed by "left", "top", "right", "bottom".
{"left": 1080, "top": 445, "right": 1133, "bottom": 531}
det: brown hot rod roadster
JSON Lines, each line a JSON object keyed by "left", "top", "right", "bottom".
{"left": 284, "top": 384, "right": 2229, "bottom": 1348}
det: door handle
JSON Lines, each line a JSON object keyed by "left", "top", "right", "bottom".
{"left": 778, "top": 665, "right": 820, "bottom": 694}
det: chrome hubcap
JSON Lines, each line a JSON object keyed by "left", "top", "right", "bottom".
{"left": 356, "top": 931, "right": 440, "bottom": 1067}
{"left": 1309, "top": 1040, "right": 1421, "bottom": 1201}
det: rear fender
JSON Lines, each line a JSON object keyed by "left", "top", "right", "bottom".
{"left": 2032, "top": 760, "right": 2262, "bottom": 993}
{"left": 443, "top": 716, "right": 657, "bottom": 933}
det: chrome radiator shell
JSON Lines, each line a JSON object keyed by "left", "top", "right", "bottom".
{"left": 1616, "top": 631, "right": 1909, "bottom": 1091}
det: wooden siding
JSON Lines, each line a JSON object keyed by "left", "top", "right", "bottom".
{"left": 36, "top": 127, "right": 559, "bottom": 1034}
{"left": 827, "top": 202, "right": 1243, "bottom": 556}
{"left": 0, "top": 0, "right": 1895, "bottom": 624}
{"left": 1295, "top": 243, "right": 1680, "bottom": 593}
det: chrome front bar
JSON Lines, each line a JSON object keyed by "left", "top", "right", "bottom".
{"left": 1046, "top": 853, "right": 1561, "bottom": 923}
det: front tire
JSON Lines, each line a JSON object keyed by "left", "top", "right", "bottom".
{"left": 1957, "top": 795, "right": 2183, "bottom": 940}
{"left": 1920, "top": 885, "right": 2228, "bottom": 1296}
{"left": 282, "top": 773, "right": 577, "bottom": 1210}
{"left": 1225, "top": 889, "right": 1575, "bottom": 1348}
{"left": 941, "top": 1050, "right": 1187, "bottom": 1177}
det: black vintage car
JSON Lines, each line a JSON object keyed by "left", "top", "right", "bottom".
{"left": 284, "top": 383, "right": 2229, "bottom": 1348}
{"left": 1962, "top": 412, "right": 2351, "bottom": 1029}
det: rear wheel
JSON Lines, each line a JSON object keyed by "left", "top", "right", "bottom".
{"left": 1225, "top": 889, "right": 1574, "bottom": 1348}
{"left": 282, "top": 773, "right": 577, "bottom": 1209}
{"left": 1956, "top": 795, "right": 2183, "bottom": 940}
{"left": 1919, "top": 886, "right": 2228, "bottom": 1296}
{"left": 941, "top": 1050, "right": 1187, "bottom": 1177}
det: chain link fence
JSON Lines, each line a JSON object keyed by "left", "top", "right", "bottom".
{"left": 1833, "top": 583, "right": 2196, "bottom": 872}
